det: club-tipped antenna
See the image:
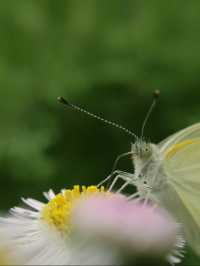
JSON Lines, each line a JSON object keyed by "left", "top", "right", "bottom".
{"left": 57, "top": 96, "right": 138, "bottom": 139}
{"left": 140, "top": 90, "right": 160, "bottom": 138}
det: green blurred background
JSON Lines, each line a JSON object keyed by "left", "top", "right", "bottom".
{"left": 0, "top": 0, "right": 200, "bottom": 264}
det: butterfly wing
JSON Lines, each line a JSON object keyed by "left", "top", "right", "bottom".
{"left": 159, "top": 122, "right": 200, "bottom": 153}
{"left": 154, "top": 178, "right": 200, "bottom": 255}
{"left": 160, "top": 131, "right": 200, "bottom": 255}
{"left": 170, "top": 179, "right": 200, "bottom": 255}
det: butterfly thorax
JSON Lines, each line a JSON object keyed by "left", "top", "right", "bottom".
{"left": 131, "top": 140, "right": 167, "bottom": 199}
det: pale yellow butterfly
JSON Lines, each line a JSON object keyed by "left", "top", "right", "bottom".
{"left": 58, "top": 94, "right": 200, "bottom": 255}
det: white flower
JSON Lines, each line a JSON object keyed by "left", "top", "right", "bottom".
{"left": 0, "top": 185, "right": 119, "bottom": 265}
{"left": 0, "top": 185, "right": 184, "bottom": 265}
{"left": 0, "top": 230, "right": 24, "bottom": 265}
{"left": 72, "top": 194, "right": 185, "bottom": 265}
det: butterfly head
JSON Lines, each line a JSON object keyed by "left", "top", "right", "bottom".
{"left": 131, "top": 140, "right": 160, "bottom": 180}
{"left": 132, "top": 140, "right": 153, "bottom": 160}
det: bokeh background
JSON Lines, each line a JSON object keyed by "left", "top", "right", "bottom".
{"left": 0, "top": 1, "right": 200, "bottom": 265}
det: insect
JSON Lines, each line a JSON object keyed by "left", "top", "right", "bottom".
{"left": 58, "top": 93, "right": 200, "bottom": 256}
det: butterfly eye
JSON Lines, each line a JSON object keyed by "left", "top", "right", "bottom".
{"left": 143, "top": 145, "right": 152, "bottom": 156}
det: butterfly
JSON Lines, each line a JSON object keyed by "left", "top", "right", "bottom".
{"left": 58, "top": 93, "right": 200, "bottom": 255}
{"left": 106, "top": 122, "right": 200, "bottom": 256}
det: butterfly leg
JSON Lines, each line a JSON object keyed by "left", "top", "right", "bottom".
{"left": 97, "top": 170, "right": 135, "bottom": 187}
{"left": 97, "top": 175, "right": 113, "bottom": 187}
{"left": 143, "top": 194, "right": 150, "bottom": 205}
{"left": 97, "top": 170, "right": 119, "bottom": 187}
{"left": 111, "top": 151, "right": 134, "bottom": 174}
{"left": 127, "top": 191, "right": 140, "bottom": 200}
{"left": 108, "top": 172, "right": 136, "bottom": 192}
{"left": 139, "top": 192, "right": 158, "bottom": 206}
{"left": 98, "top": 151, "right": 134, "bottom": 188}
{"left": 127, "top": 192, "right": 152, "bottom": 202}
{"left": 116, "top": 174, "right": 137, "bottom": 193}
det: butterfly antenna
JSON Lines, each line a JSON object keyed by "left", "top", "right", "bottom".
{"left": 140, "top": 90, "right": 160, "bottom": 139}
{"left": 57, "top": 96, "right": 138, "bottom": 139}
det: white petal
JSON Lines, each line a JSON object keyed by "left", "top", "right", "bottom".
{"left": 22, "top": 198, "right": 44, "bottom": 211}
{"left": 167, "top": 254, "right": 181, "bottom": 265}
{"left": 10, "top": 207, "right": 39, "bottom": 218}
{"left": 43, "top": 189, "right": 55, "bottom": 201}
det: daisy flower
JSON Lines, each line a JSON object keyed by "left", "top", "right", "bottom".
{"left": 0, "top": 185, "right": 184, "bottom": 265}
{"left": 0, "top": 185, "right": 119, "bottom": 265}
{"left": 0, "top": 231, "right": 24, "bottom": 265}
{"left": 72, "top": 194, "right": 185, "bottom": 265}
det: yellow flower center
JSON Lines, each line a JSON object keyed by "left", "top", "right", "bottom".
{"left": 41, "top": 185, "right": 107, "bottom": 235}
